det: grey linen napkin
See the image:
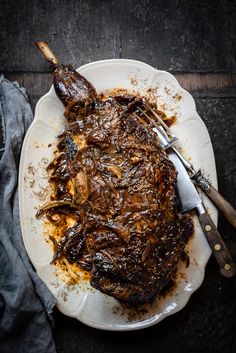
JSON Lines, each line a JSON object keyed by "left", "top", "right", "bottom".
{"left": 0, "top": 76, "right": 56, "bottom": 353}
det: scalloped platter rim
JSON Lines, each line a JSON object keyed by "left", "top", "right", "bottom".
{"left": 19, "top": 59, "right": 216, "bottom": 331}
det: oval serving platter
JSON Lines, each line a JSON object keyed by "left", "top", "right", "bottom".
{"left": 19, "top": 59, "right": 217, "bottom": 331}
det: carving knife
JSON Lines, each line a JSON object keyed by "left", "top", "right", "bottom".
{"left": 168, "top": 150, "right": 236, "bottom": 277}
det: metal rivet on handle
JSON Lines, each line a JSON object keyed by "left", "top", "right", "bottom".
{"left": 214, "top": 244, "right": 221, "bottom": 251}
{"left": 205, "top": 225, "right": 212, "bottom": 232}
{"left": 224, "top": 264, "right": 231, "bottom": 271}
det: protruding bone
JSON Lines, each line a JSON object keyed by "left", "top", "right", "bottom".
{"left": 35, "top": 41, "right": 59, "bottom": 65}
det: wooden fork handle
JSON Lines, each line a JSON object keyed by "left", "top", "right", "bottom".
{"left": 193, "top": 172, "right": 236, "bottom": 229}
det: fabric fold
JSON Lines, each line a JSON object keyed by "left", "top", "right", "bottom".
{"left": 0, "top": 76, "right": 56, "bottom": 353}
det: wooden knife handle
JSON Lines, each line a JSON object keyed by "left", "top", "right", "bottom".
{"left": 193, "top": 172, "right": 236, "bottom": 229}
{"left": 199, "top": 212, "right": 236, "bottom": 277}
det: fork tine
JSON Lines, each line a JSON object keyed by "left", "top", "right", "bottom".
{"left": 137, "top": 106, "right": 162, "bottom": 130}
{"left": 143, "top": 99, "right": 176, "bottom": 139}
{"left": 136, "top": 106, "right": 177, "bottom": 148}
{"left": 138, "top": 101, "right": 194, "bottom": 171}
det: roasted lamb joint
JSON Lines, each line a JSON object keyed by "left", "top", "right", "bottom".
{"left": 35, "top": 45, "right": 193, "bottom": 304}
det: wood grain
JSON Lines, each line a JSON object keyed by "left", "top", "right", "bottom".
{"left": 2, "top": 72, "right": 236, "bottom": 111}
{"left": 1, "top": 0, "right": 236, "bottom": 352}
{"left": 0, "top": 0, "right": 235, "bottom": 73}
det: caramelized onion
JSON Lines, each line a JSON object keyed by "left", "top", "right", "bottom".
{"left": 105, "top": 165, "right": 122, "bottom": 179}
{"left": 36, "top": 199, "right": 80, "bottom": 218}
{"left": 74, "top": 170, "right": 89, "bottom": 202}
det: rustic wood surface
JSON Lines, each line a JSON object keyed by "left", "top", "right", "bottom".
{"left": 0, "top": 0, "right": 236, "bottom": 352}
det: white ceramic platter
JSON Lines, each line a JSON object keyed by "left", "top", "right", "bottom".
{"left": 19, "top": 59, "right": 217, "bottom": 331}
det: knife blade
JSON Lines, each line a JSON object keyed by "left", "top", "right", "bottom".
{"left": 168, "top": 150, "right": 236, "bottom": 278}
{"left": 152, "top": 122, "right": 236, "bottom": 230}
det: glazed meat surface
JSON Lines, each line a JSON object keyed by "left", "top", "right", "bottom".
{"left": 40, "top": 95, "right": 193, "bottom": 304}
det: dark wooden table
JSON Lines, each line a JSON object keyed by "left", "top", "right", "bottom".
{"left": 1, "top": 1, "right": 236, "bottom": 352}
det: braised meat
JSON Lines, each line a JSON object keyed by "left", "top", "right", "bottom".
{"left": 35, "top": 42, "right": 193, "bottom": 305}
{"left": 38, "top": 95, "right": 193, "bottom": 304}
